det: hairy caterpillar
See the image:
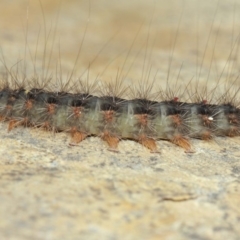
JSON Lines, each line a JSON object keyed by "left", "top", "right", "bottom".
{"left": 1, "top": 0, "right": 240, "bottom": 154}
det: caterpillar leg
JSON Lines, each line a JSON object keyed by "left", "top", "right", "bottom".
{"left": 171, "top": 135, "right": 194, "bottom": 153}
{"left": 200, "top": 131, "right": 212, "bottom": 140}
{"left": 227, "top": 127, "right": 239, "bottom": 137}
{"left": 70, "top": 129, "right": 88, "bottom": 146}
{"left": 8, "top": 119, "right": 27, "bottom": 132}
{"left": 138, "top": 135, "right": 160, "bottom": 153}
{"left": 102, "top": 132, "right": 120, "bottom": 152}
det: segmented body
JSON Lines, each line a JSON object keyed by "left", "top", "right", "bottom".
{"left": 0, "top": 87, "right": 239, "bottom": 153}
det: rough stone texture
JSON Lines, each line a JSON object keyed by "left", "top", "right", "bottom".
{"left": 0, "top": 0, "right": 240, "bottom": 239}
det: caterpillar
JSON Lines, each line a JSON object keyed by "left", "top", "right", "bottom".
{"left": 1, "top": 0, "right": 240, "bottom": 154}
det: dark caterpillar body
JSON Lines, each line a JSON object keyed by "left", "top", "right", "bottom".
{"left": 1, "top": 85, "right": 239, "bottom": 153}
